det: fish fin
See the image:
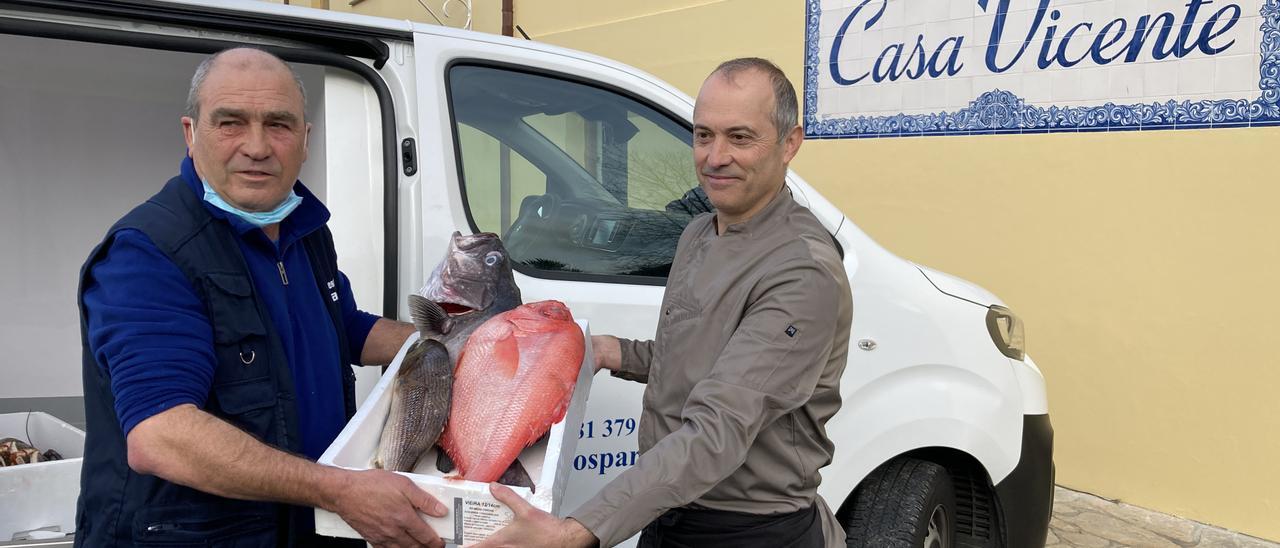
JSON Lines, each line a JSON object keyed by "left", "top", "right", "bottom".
{"left": 518, "top": 401, "right": 569, "bottom": 452}
{"left": 436, "top": 447, "right": 455, "bottom": 474}
{"left": 408, "top": 294, "right": 452, "bottom": 335}
{"left": 530, "top": 430, "right": 551, "bottom": 447}
{"left": 491, "top": 331, "right": 521, "bottom": 378}
{"left": 497, "top": 459, "right": 535, "bottom": 493}
{"left": 547, "top": 396, "right": 572, "bottom": 427}
{"left": 520, "top": 421, "right": 559, "bottom": 452}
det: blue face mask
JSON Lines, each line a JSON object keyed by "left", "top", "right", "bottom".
{"left": 202, "top": 179, "right": 303, "bottom": 228}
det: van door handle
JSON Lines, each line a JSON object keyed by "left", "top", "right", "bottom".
{"left": 402, "top": 138, "right": 417, "bottom": 176}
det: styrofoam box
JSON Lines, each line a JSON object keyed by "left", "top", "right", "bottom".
{"left": 0, "top": 412, "right": 86, "bottom": 541}
{"left": 316, "top": 320, "right": 594, "bottom": 546}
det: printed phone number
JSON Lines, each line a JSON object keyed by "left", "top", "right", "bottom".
{"left": 578, "top": 418, "right": 636, "bottom": 439}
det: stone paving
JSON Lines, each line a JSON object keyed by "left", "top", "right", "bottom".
{"left": 1048, "top": 487, "right": 1278, "bottom": 548}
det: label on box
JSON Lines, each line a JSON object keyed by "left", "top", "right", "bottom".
{"left": 452, "top": 497, "right": 514, "bottom": 545}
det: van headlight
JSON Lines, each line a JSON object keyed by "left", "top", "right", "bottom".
{"left": 985, "top": 305, "right": 1025, "bottom": 361}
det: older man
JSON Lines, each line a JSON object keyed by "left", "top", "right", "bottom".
{"left": 476, "top": 58, "right": 853, "bottom": 548}
{"left": 76, "top": 48, "right": 446, "bottom": 547}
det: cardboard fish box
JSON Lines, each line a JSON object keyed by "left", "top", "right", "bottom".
{"left": 316, "top": 320, "right": 593, "bottom": 546}
{"left": 0, "top": 412, "right": 86, "bottom": 541}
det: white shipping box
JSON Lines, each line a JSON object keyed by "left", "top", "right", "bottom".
{"left": 316, "top": 320, "right": 594, "bottom": 546}
{"left": 0, "top": 412, "right": 86, "bottom": 541}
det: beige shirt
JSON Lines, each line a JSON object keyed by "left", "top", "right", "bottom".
{"left": 570, "top": 189, "right": 853, "bottom": 547}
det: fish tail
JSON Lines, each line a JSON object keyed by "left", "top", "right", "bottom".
{"left": 496, "top": 459, "right": 535, "bottom": 492}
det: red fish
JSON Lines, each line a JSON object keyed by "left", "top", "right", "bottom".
{"left": 441, "top": 300, "right": 585, "bottom": 483}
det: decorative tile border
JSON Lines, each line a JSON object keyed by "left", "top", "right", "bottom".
{"left": 803, "top": 0, "right": 1280, "bottom": 138}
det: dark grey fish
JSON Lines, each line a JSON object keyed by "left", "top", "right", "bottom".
{"left": 374, "top": 232, "right": 522, "bottom": 472}
{"left": 374, "top": 338, "right": 450, "bottom": 472}
{"left": 417, "top": 231, "right": 523, "bottom": 358}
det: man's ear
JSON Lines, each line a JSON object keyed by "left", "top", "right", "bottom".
{"left": 303, "top": 122, "right": 312, "bottom": 161}
{"left": 781, "top": 124, "right": 803, "bottom": 164}
{"left": 181, "top": 116, "right": 196, "bottom": 154}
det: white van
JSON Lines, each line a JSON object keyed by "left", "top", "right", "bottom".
{"left": 0, "top": 1, "right": 1053, "bottom": 546}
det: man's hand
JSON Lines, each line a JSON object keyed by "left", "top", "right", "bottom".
{"left": 470, "top": 483, "right": 598, "bottom": 548}
{"left": 591, "top": 335, "right": 621, "bottom": 374}
{"left": 326, "top": 468, "right": 449, "bottom": 548}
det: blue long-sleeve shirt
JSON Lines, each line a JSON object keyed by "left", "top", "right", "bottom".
{"left": 83, "top": 157, "right": 380, "bottom": 460}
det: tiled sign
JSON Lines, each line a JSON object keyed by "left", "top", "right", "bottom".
{"left": 804, "top": 0, "right": 1280, "bottom": 137}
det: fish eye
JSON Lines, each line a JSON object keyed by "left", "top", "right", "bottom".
{"left": 484, "top": 252, "right": 501, "bottom": 266}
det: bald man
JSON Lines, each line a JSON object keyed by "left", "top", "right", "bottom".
{"left": 76, "top": 48, "right": 446, "bottom": 547}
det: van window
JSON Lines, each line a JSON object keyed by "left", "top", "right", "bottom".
{"left": 449, "top": 65, "right": 702, "bottom": 280}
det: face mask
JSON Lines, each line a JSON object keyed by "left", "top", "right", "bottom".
{"left": 202, "top": 179, "right": 302, "bottom": 228}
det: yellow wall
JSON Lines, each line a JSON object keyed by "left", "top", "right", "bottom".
{"left": 329, "top": 0, "right": 504, "bottom": 34}
{"left": 260, "top": 0, "right": 505, "bottom": 34}
{"left": 278, "top": 0, "right": 1280, "bottom": 540}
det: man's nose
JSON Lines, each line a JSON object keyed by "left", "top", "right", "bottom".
{"left": 705, "top": 138, "right": 732, "bottom": 168}
{"left": 240, "top": 123, "right": 272, "bottom": 159}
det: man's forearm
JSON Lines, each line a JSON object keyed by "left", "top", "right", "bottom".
{"left": 612, "top": 338, "right": 655, "bottom": 383}
{"left": 361, "top": 318, "right": 417, "bottom": 366}
{"left": 127, "top": 404, "right": 346, "bottom": 511}
{"left": 127, "top": 404, "right": 451, "bottom": 545}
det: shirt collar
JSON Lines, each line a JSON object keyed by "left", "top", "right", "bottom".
{"left": 717, "top": 186, "right": 794, "bottom": 237}
{"left": 179, "top": 156, "right": 330, "bottom": 249}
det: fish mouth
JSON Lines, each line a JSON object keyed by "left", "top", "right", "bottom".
{"left": 440, "top": 302, "right": 475, "bottom": 315}
{"left": 420, "top": 281, "right": 489, "bottom": 314}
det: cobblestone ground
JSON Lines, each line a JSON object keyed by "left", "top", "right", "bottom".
{"left": 1048, "top": 487, "right": 1278, "bottom": 548}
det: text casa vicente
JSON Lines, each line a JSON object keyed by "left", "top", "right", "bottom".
{"left": 829, "top": 0, "right": 1245, "bottom": 86}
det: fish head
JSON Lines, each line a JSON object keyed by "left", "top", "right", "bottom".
{"left": 525, "top": 300, "right": 573, "bottom": 321}
{"left": 508, "top": 300, "right": 575, "bottom": 329}
{"left": 420, "top": 232, "right": 520, "bottom": 314}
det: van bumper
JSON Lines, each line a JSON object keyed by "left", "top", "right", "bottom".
{"left": 995, "top": 414, "right": 1054, "bottom": 548}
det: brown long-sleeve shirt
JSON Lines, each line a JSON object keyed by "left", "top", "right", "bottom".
{"left": 570, "top": 189, "right": 853, "bottom": 547}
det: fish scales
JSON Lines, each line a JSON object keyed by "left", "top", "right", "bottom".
{"left": 442, "top": 300, "right": 585, "bottom": 483}
{"left": 375, "top": 339, "right": 450, "bottom": 472}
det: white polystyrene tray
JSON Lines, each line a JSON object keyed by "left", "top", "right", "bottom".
{"left": 0, "top": 412, "right": 86, "bottom": 541}
{"left": 316, "top": 320, "right": 593, "bottom": 546}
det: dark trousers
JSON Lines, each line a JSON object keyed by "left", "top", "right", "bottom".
{"left": 638, "top": 504, "right": 823, "bottom": 548}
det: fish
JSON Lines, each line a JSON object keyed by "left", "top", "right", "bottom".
{"left": 440, "top": 300, "right": 585, "bottom": 483}
{"left": 374, "top": 232, "right": 522, "bottom": 472}
{"left": 416, "top": 231, "right": 524, "bottom": 360}
{"left": 373, "top": 338, "right": 450, "bottom": 472}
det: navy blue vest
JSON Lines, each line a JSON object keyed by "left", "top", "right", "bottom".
{"left": 75, "top": 176, "right": 357, "bottom": 547}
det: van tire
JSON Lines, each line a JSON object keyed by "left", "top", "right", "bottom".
{"left": 842, "top": 457, "right": 956, "bottom": 548}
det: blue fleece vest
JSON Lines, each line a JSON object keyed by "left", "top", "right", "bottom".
{"left": 74, "top": 176, "right": 357, "bottom": 547}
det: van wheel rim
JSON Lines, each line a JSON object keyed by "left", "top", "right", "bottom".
{"left": 923, "top": 504, "right": 949, "bottom": 548}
